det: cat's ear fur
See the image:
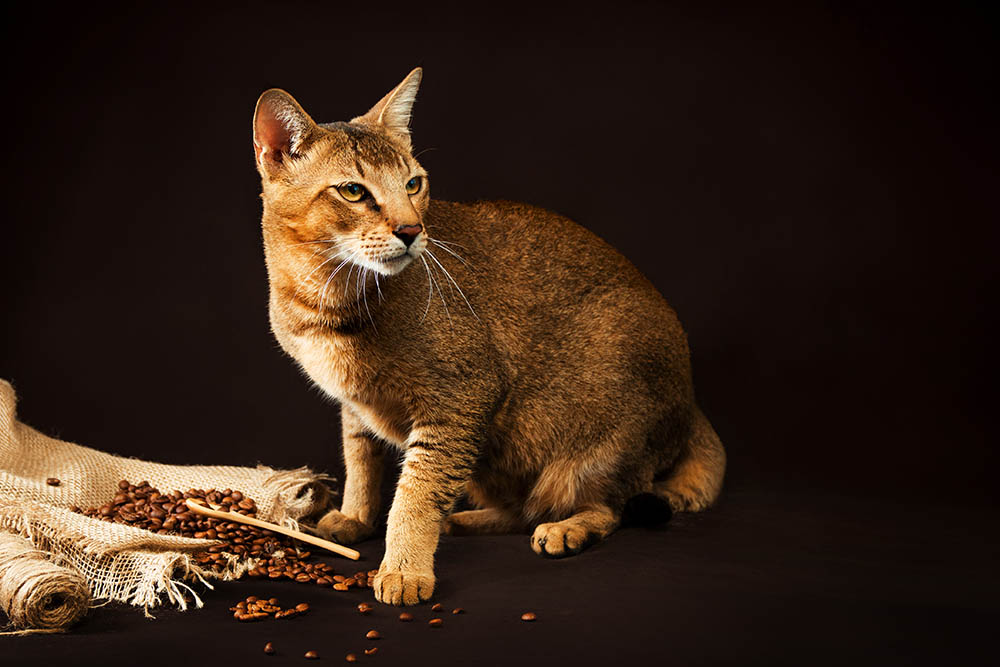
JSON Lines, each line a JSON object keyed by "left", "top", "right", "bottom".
{"left": 253, "top": 89, "right": 317, "bottom": 174}
{"left": 352, "top": 67, "right": 422, "bottom": 150}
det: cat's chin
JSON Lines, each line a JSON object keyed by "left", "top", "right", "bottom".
{"left": 374, "top": 253, "right": 415, "bottom": 276}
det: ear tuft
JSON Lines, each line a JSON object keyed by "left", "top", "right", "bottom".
{"left": 353, "top": 68, "right": 423, "bottom": 144}
{"left": 253, "top": 89, "right": 316, "bottom": 171}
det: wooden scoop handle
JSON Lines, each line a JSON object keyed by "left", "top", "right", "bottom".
{"left": 185, "top": 498, "right": 360, "bottom": 561}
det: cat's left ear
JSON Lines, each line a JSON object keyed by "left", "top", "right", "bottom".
{"left": 352, "top": 67, "right": 422, "bottom": 149}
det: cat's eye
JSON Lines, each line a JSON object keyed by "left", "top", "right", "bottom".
{"left": 336, "top": 182, "right": 368, "bottom": 202}
{"left": 405, "top": 176, "right": 422, "bottom": 195}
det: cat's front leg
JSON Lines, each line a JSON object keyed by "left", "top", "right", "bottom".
{"left": 316, "top": 406, "right": 384, "bottom": 545}
{"left": 374, "top": 430, "right": 479, "bottom": 606}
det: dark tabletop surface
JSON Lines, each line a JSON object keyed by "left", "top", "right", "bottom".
{"left": 7, "top": 482, "right": 996, "bottom": 666}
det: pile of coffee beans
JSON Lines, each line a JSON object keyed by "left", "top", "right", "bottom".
{"left": 73, "top": 480, "right": 370, "bottom": 588}
{"left": 230, "top": 595, "right": 310, "bottom": 622}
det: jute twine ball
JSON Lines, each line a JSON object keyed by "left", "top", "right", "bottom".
{"left": 0, "top": 532, "right": 90, "bottom": 632}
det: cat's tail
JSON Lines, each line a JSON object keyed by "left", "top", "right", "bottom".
{"left": 653, "top": 405, "right": 726, "bottom": 512}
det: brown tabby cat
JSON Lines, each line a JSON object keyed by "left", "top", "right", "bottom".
{"left": 252, "top": 68, "right": 725, "bottom": 606}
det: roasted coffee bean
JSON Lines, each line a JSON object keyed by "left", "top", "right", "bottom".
{"left": 431, "top": 603, "right": 444, "bottom": 612}
{"left": 345, "top": 654, "right": 357, "bottom": 663}
{"left": 333, "top": 583, "right": 349, "bottom": 591}
{"left": 364, "top": 648, "right": 378, "bottom": 656}
{"left": 366, "top": 630, "right": 381, "bottom": 640}
{"left": 358, "top": 603, "right": 373, "bottom": 615}
{"left": 296, "top": 603, "right": 310, "bottom": 613}
{"left": 45, "top": 477, "right": 61, "bottom": 486}
{"left": 398, "top": 612, "right": 413, "bottom": 622}
{"left": 520, "top": 612, "right": 537, "bottom": 622}
{"left": 428, "top": 618, "right": 443, "bottom": 628}
{"left": 305, "top": 650, "right": 319, "bottom": 660}
{"left": 264, "top": 642, "right": 275, "bottom": 655}
{"left": 295, "top": 574, "right": 311, "bottom": 583}
{"left": 452, "top": 608, "right": 465, "bottom": 614}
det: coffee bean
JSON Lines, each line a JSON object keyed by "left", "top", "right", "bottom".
{"left": 345, "top": 654, "right": 357, "bottom": 663}
{"left": 431, "top": 603, "right": 444, "bottom": 612}
{"left": 296, "top": 603, "right": 310, "bottom": 613}
{"left": 358, "top": 603, "right": 373, "bottom": 615}
{"left": 366, "top": 630, "right": 381, "bottom": 640}
{"left": 398, "top": 612, "right": 413, "bottom": 622}
{"left": 452, "top": 608, "right": 465, "bottom": 614}
{"left": 264, "top": 642, "right": 275, "bottom": 655}
{"left": 44, "top": 477, "right": 60, "bottom": 486}
{"left": 428, "top": 618, "right": 443, "bottom": 627}
{"left": 364, "top": 648, "right": 378, "bottom": 656}
{"left": 305, "top": 650, "right": 319, "bottom": 659}
{"left": 333, "top": 583, "right": 349, "bottom": 591}
{"left": 269, "top": 597, "right": 279, "bottom": 606}
{"left": 520, "top": 612, "right": 537, "bottom": 622}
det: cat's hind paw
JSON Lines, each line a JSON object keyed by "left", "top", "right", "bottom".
{"left": 373, "top": 569, "right": 435, "bottom": 606}
{"left": 530, "top": 521, "right": 596, "bottom": 558}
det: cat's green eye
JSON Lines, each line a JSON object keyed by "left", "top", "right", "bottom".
{"left": 337, "top": 182, "right": 368, "bottom": 202}
{"left": 405, "top": 176, "right": 422, "bottom": 195}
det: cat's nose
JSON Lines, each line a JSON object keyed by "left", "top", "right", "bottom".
{"left": 393, "top": 224, "right": 423, "bottom": 248}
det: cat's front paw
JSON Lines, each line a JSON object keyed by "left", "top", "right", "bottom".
{"left": 373, "top": 568, "right": 435, "bottom": 606}
{"left": 315, "top": 509, "right": 374, "bottom": 545}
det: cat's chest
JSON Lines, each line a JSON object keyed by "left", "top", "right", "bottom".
{"left": 290, "top": 333, "right": 411, "bottom": 447}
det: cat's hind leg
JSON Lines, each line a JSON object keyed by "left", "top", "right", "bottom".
{"left": 653, "top": 405, "right": 725, "bottom": 512}
{"left": 530, "top": 503, "right": 619, "bottom": 558}
{"left": 442, "top": 507, "right": 525, "bottom": 536}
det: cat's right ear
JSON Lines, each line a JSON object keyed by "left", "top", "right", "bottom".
{"left": 252, "top": 89, "right": 317, "bottom": 175}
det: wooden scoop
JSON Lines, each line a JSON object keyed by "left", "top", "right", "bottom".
{"left": 184, "top": 498, "right": 360, "bottom": 561}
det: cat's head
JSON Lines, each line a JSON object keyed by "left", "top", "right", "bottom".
{"left": 253, "top": 68, "right": 428, "bottom": 276}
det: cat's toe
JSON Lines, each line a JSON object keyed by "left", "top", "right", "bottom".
{"left": 315, "top": 509, "right": 373, "bottom": 545}
{"left": 373, "top": 569, "right": 435, "bottom": 606}
{"left": 530, "top": 522, "right": 591, "bottom": 558}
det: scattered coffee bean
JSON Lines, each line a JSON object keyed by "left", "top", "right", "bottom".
{"left": 358, "top": 603, "right": 374, "bottom": 615}
{"left": 264, "top": 642, "right": 275, "bottom": 655}
{"left": 431, "top": 602, "right": 444, "bottom": 612}
{"left": 345, "top": 654, "right": 358, "bottom": 663}
{"left": 46, "top": 478, "right": 61, "bottom": 486}
{"left": 366, "top": 630, "right": 381, "bottom": 640}
{"left": 452, "top": 608, "right": 465, "bottom": 614}
{"left": 520, "top": 612, "right": 537, "bottom": 622}
{"left": 428, "top": 618, "right": 443, "bottom": 627}
{"left": 398, "top": 612, "right": 413, "bottom": 622}
{"left": 305, "top": 650, "right": 319, "bottom": 659}
{"left": 296, "top": 603, "right": 310, "bottom": 613}
{"left": 364, "top": 648, "right": 378, "bottom": 656}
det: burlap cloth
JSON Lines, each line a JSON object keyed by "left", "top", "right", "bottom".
{"left": 0, "top": 378, "right": 334, "bottom": 617}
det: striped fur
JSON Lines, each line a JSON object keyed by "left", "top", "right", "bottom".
{"left": 253, "top": 69, "right": 725, "bottom": 605}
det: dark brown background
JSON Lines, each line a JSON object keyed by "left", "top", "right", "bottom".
{"left": 2, "top": 1, "right": 996, "bottom": 665}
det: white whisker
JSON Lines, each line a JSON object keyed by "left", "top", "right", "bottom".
{"left": 425, "top": 255, "right": 452, "bottom": 329}
{"left": 419, "top": 255, "right": 434, "bottom": 322}
{"left": 426, "top": 248, "right": 479, "bottom": 322}
{"left": 429, "top": 239, "right": 471, "bottom": 267}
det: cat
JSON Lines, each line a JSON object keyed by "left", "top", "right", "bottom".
{"left": 252, "top": 68, "right": 725, "bottom": 606}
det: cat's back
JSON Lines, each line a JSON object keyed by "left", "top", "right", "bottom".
{"left": 427, "top": 198, "right": 671, "bottom": 310}
{"left": 426, "top": 199, "right": 688, "bottom": 369}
